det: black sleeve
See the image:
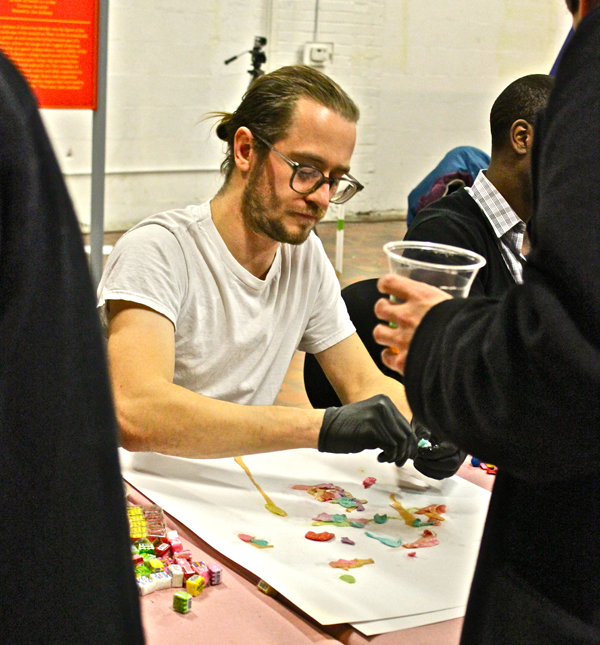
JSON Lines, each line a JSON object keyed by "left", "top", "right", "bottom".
{"left": 405, "top": 213, "right": 488, "bottom": 298}
{"left": 404, "top": 12, "right": 600, "bottom": 484}
{"left": 0, "top": 52, "right": 144, "bottom": 643}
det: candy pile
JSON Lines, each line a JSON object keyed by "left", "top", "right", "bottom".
{"left": 127, "top": 504, "right": 222, "bottom": 611}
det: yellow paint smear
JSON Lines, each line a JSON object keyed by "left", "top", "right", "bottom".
{"left": 234, "top": 456, "right": 288, "bottom": 517}
{"left": 390, "top": 493, "right": 418, "bottom": 526}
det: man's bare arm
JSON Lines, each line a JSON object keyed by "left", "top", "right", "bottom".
{"left": 107, "top": 300, "right": 324, "bottom": 458}
{"left": 313, "top": 332, "right": 412, "bottom": 420}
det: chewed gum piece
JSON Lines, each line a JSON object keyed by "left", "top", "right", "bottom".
{"left": 329, "top": 558, "right": 374, "bottom": 570}
{"left": 238, "top": 534, "right": 253, "bottom": 542}
{"left": 402, "top": 529, "right": 439, "bottom": 549}
{"left": 365, "top": 531, "right": 403, "bottom": 548}
{"left": 340, "top": 574, "right": 356, "bottom": 583}
{"left": 305, "top": 531, "right": 335, "bottom": 542}
{"left": 341, "top": 537, "right": 355, "bottom": 545}
{"left": 363, "top": 477, "right": 376, "bottom": 488}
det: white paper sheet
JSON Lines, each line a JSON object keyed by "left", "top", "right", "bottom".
{"left": 351, "top": 606, "right": 465, "bottom": 636}
{"left": 121, "top": 449, "right": 489, "bottom": 627}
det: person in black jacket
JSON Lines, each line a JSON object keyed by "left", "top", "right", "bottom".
{"left": 374, "top": 0, "right": 600, "bottom": 643}
{"left": 406, "top": 74, "right": 554, "bottom": 298}
{"left": 0, "top": 52, "right": 145, "bottom": 644}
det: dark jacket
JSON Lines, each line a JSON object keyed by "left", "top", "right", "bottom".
{"left": 406, "top": 187, "right": 516, "bottom": 298}
{"left": 0, "top": 51, "right": 144, "bottom": 643}
{"left": 404, "top": 8, "right": 600, "bottom": 644}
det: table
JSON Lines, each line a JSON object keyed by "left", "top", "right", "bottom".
{"left": 128, "top": 461, "right": 494, "bottom": 645}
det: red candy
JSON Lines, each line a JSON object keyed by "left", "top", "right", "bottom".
{"left": 154, "top": 542, "right": 171, "bottom": 558}
{"left": 179, "top": 562, "right": 195, "bottom": 580}
{"left": 305, "top": 531, "right": 335, "bottom": 542}
{"left": 362, "top": 477, "right": 376, "bottom": 488}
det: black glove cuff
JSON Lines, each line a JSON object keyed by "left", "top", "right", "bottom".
{"left": 318, "top": 407, "right": 339, "bottom": 452}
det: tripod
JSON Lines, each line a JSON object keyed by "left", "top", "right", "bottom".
{"left": 224, "top": 36, "right": 267, "bottom": 87}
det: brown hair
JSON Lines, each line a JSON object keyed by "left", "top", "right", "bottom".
{"left": 208, "top": 65, "right": 359, "bottom": 182}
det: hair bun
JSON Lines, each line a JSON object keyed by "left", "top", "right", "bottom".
{"left": 216, "top": 115, "right": 232, "bottom": 141}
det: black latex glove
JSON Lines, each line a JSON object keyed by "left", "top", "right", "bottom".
{"left": 318, "top": 394, "right": 417, "bottom": 467}
{"left": 412, "top": 418, "right": 467, "bottom": 480}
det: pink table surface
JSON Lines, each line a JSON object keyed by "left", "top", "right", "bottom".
{"left": 128, "top": 460, "right": 494, "bottom": 645}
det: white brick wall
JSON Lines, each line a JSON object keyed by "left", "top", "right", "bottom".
{"left": 39, "top": 0, "right": 572, "bottom": 230}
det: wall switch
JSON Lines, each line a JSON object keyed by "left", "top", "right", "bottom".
{"left": 303, "top": 42, "right": 334, "bottom": 67}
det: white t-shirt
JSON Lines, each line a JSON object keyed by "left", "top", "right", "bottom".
{"left": 97, "top": 202, "right": 355, "bottom": 406}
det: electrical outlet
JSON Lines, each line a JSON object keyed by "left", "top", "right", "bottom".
{"left": 303, "top": 42, "right": 334, "bottom": 67}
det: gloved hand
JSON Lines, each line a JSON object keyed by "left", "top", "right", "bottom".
{"left": 318, "top": 394, "right": 417, "bottom": 467}
{"left": 412, "top": 418, "right": 467, "bottom": 480}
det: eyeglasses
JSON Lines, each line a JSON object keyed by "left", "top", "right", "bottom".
{"left": 252, "top": 133, "right": 364, "bottom": 205}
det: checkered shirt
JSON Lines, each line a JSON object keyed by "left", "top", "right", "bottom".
{"left": 466, "top": 170, "right": 526, "bottom": 284}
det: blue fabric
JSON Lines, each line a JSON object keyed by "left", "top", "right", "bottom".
{"left": 550, "top": 28, "right": 574, "bottom": 77}
{"left": 407, "top": 146, "right": 490, "bottom": 225}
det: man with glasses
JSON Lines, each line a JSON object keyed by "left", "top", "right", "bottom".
{"left": 98, "top": 65, "right": 417, "bottom": 466}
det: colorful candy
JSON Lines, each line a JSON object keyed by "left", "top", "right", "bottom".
{"left": 186, "top": 574, "right": 205, "bottom": 597}
{"left": 173, "top": 590, "right": 193, "bottom": 614}
{"left": 208, "top": 563, "right": 222, "bottom": 585}
{"left": 167, "top": 564, "right": 184, "bottom": 587}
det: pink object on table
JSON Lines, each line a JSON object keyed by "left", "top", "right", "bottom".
{"left": 208, "top": 563, "right": 222, "bottom": 585}
{"left": 402, "top": 529, "right": 440, "bottom": 549}
{"left": 170, "top": 538, "right": 183, "bottom": 553}
{"left": 192, "top": 561, "right": 210, "bottom": 587}
{"left": 362, "top": 477, "right": 376, "bottom": 488}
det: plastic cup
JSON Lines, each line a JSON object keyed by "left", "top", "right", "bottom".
{"left": 383, "top": 241, "right": 486, "bottom": 298}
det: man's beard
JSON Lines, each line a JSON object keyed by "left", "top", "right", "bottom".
{"left": 241, "top": 163, "right": 324, "bottom": 245}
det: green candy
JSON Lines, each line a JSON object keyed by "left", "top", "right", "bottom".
{"left": 173, "top": 590, "right": 193, "bottom": 614}
{"left": 340, "top": 575, "right": 356, "bottom": 584}
{"left": 337, "top": 497, "right": 358, "bottom": 508}
{"left": 374, "top": 514, "right": 388, "bottom": 524}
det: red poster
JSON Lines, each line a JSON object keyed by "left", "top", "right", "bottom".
{"left": 0, "top": 0, "right": 99, "bottom": 109}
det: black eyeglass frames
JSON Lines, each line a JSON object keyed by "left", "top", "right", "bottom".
{"left": 252, "top": 133, "right": 364, "bottom": 205}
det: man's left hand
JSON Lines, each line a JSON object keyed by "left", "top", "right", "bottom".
{"left": 373, "top": 274, "right": 451, "bottom": 375}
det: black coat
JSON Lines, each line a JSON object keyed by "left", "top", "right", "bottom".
{"left": 404, "top": 8, "right": 600, "bottom": 644}
{"left": 0, "top": 52, "right": 144, "bottom": 643}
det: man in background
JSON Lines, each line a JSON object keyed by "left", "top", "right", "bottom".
{"left": 374, "top": 0, "right": 600, "bottom": 642}
{"left": 406, "top": 74, "right": 554, "bottom": 298}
